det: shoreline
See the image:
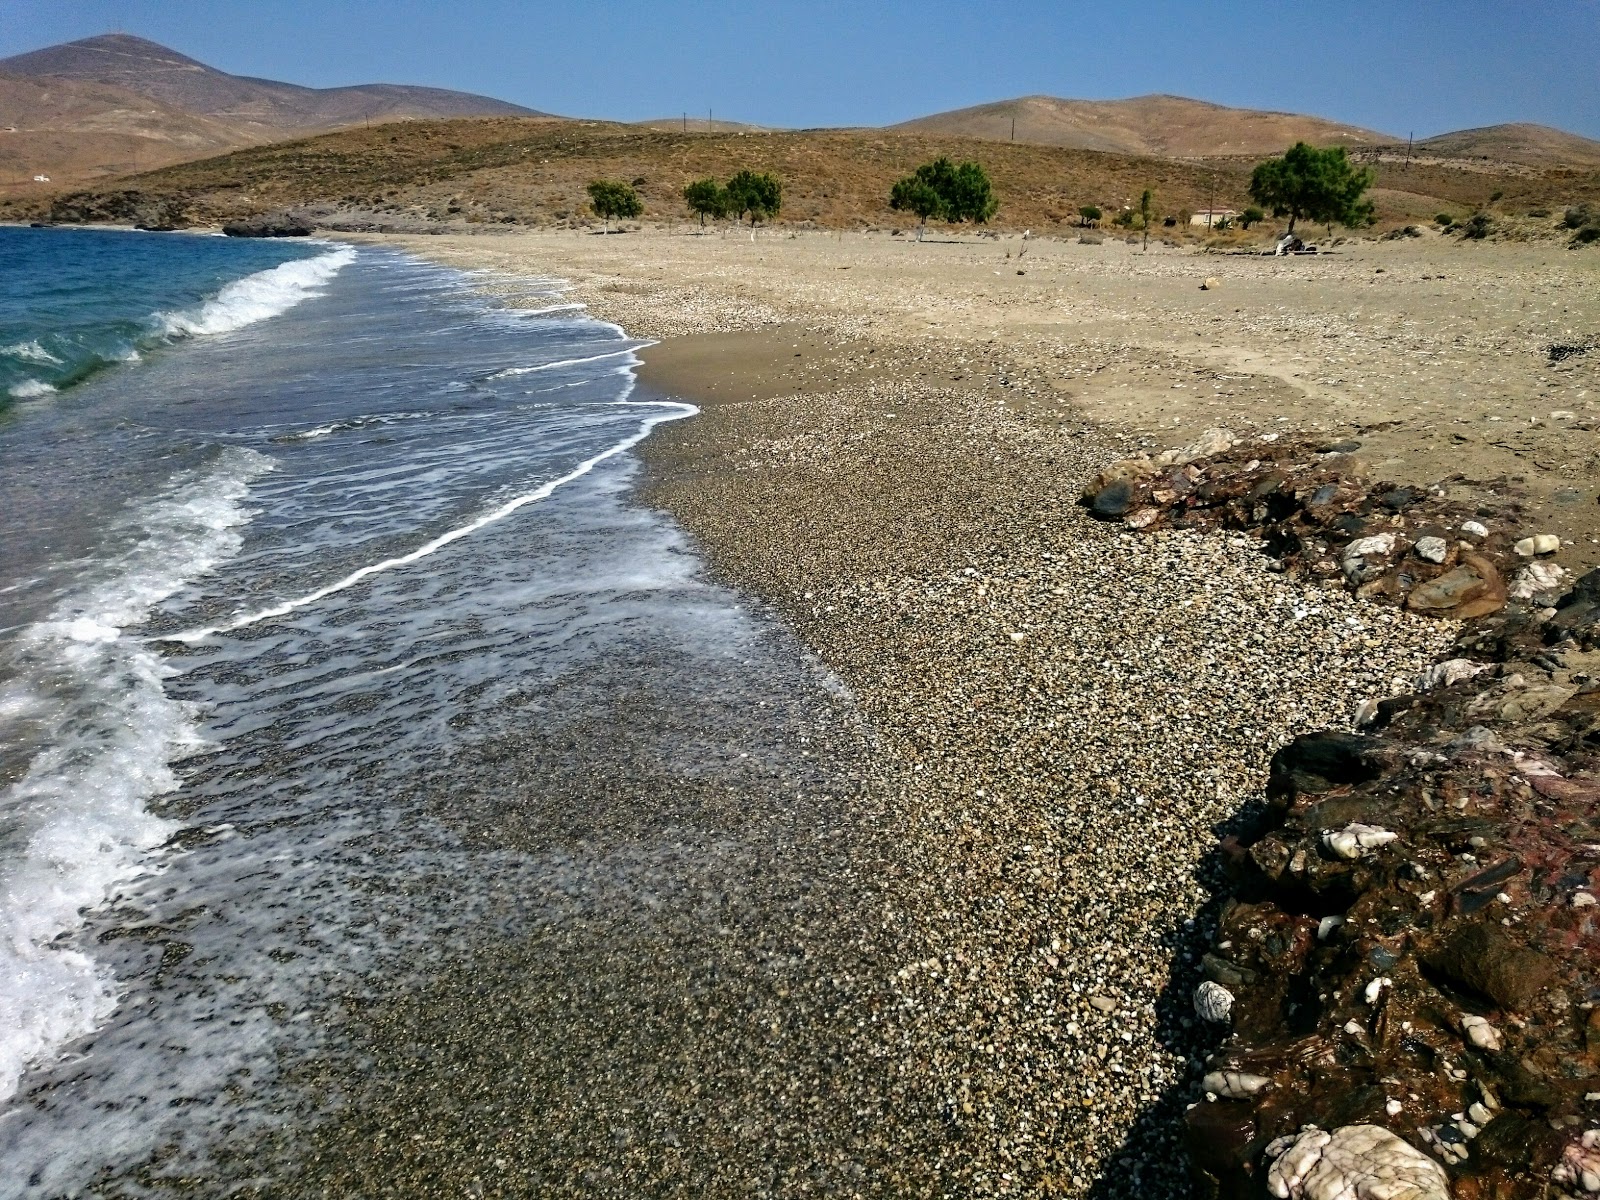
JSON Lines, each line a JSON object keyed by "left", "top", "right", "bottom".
{"left": 349, "top": 229, "right": 1595, "bottom": 1193}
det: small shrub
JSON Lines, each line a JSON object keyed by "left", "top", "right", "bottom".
{"left": 1435, "top": 213, "right": 1453, "bottom": 226}
{"left": 1240, "top": 206, "right": 1265, "bottom": 229}
{"left": 1461, "top": 213, "right": 1493, "bottom": 239}
{"left": 1078, "top": 204, "right": 1102, "bottom": 226}
{"left": 1573, "top": 226, "right": 1600, "bottom": 246}
{"left": 1563, "top": 204, "right": 1594, "bottom": 229}
{"left": 1528, "top": 208, "right": 1551, "bottom": 218}
{"left": 1163, "top": 215, "right": 1177, "bottom": 227}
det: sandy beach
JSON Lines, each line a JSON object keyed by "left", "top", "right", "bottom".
{"left": 327, "top": 226, "right": 1596, "bottom": 1194}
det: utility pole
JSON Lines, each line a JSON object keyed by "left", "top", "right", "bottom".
{"left": 1207, "top": 172, "right": 1215, "bottom": 228}
{"left": 1404, "top": 131, "right": 1413, "bottom": 169}
{"left": 1011, "top": 116, "right": 1016, "bottom": 142}
{"left": 708, "top": 108, "right": 713, "bottom": 133}
{"left": 683, "top": 112, "right": 687, "bottom": 133}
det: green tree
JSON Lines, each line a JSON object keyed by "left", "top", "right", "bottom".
{"left": 1240, "top": 206, "right": 1265, "bottom": 229}
{"left": 725, "top": 170, "right": 782, "bottom": 226}
{"left": 587, "top": 180, "right": 642, "bottom": 234}
{"left": 1139, "top": 188, "right": 1153, "bottom": 248}
{"left": 682, "top": 178, "right": 726, "bottom": 226}
{"left": 1248, "top": 143, "right": 1375, "bottom": 234}
{"left": 887, "top": 158, "right": 998, "bottom": 235}
{"left": 1078, "top": 204, "right": 1101, "bottom": 227}
{"left": 889, "top": 176, "right": 945, "bottom": 239}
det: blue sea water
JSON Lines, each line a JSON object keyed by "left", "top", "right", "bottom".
{"left": 0, "top": 228, "right": 860, "bottom": 1193}
{"left": 0, "top": 227, "right": 326, "bottom": 402}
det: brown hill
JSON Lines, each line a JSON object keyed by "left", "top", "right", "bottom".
{"left": 0, "top": 34, "right": 543, "bottom": 131}
{"left": 0, "top": 33, "right": 545, "bottom": 184}
{"left": 0, "top": 74, "right": 264, "bottom": 184}
{"left": 890, "top": 94, "right": 1396, "bottom": 158}
{"left": 1414, "top": 122, "right": 1600, "bottom": 169}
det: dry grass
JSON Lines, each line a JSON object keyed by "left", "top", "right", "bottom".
{"left": 7, "top": 116, "right": 1599, "bottom": 238}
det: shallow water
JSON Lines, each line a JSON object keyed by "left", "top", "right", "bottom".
{"left": 0, "top": 235, "right": 916, "bottom": 1194}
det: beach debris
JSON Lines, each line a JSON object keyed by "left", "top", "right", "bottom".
{"left": 1201, "top": 276, "right": 1221, "bottom": 290}
{"left": 1265, "top": 1125, "right": 1450, "bottom": 1200}
{"left": 1194, "top": 980, "right": 1235, "bottom": 1022}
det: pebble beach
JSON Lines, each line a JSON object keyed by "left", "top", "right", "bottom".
{"left": 344, "top": 225, "right": 1593, "bottom": 1193}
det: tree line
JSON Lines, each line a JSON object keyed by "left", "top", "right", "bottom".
{"left": 583, "top": 140, "right": 1375, "bottom": 238}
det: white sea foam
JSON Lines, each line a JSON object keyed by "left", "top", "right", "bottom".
{"left": 171, "top": 399, "right": 695, "bottom": 642}
{"left": 0, "top": 447, "right": 273, "bottom": 1103}
{"left": 8, "top": 379, "right": 57, "bottom": 399}
{"left": 155, "top": 246, "right": 357, "bottom": 339}
{"left": 490, "top": 347, "right": 643, "bottom": 378}
{"left": 2, "top": 340, "right": 63, "bottom": 365}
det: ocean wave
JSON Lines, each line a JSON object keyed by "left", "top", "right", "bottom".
{"left": 2, "top": 340, "right": 64, "bottom": 365}
{"left": 0, "top": 446, "right": 274, "bottom": 1103}
{"left": 171, "top": 400, "right": 695, "bottom": 642}
{"left": 490, "top": 346, "right": 646, "bottom": 378}
{"left": 155, "top": 246, "right": 357, "bottom": 339}
{"left": 8, "top": 379, "right": 58, "bottom": 400}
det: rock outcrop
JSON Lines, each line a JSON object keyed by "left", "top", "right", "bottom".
{"left": 1082, "top": 430, "right": 1571, "bottom": 622}
{"left": 1085, "top": 433, "right": 1600, "bottom": 1197}
{"left": 221, "top": 213, "right": 313, "bottom": 237}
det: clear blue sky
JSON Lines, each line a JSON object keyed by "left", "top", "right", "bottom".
{"left": 7, "top": 0, "right": 1599, "bottom": 139}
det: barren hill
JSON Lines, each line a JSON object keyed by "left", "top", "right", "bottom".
{"left": 0, "top": 33, "right": 545, "bottom": 184}
{"left": 0, "top": 34, "right": 542, "bottom": 131}
{"left": 889, "top": 94, "right": 1396, "bottom": 158}
{"left": 0, "top": 74, "right": 261, "bottom": 183}
{"left": 1414, "top": 122, "right": 1600, "bottom": 169}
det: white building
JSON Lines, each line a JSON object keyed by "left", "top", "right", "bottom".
{"left": 1190, "top": 208, "right": 1237, "bottom": 227}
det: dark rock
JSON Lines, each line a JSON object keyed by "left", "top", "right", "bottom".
{"left": 1089, "top": 480, "right": 1134, "bottom": 518}
{"left": 1423, "top": 922, "right": 1557, "bottom": 1012}
{"left": 1266, "top": 732, "right": 1387, "bottom": 799}
{"left": 1318, "top": 439, "right": 1363, "bottom": 453}
{"left": 222, "top": 214, "right": 313, "bottom": 238}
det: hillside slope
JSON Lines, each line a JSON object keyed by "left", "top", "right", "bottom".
{"left": 0, "top": 34, "right": 543, "bottom": 131}
{"left": 0, "top": 73, "right": 264, "bottom": 183}
{"left": 1415, "top": 122, "right": 1600, "bottom": 169}
{"left": 14, "top": 117, "right": 1597, "bottom": 237}
{"left": 890, "top": 94, "right": 1396, "bottom": 157}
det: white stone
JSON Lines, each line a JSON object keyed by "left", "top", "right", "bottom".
{"left": 1386, "top": 1099, "right": 1403, "bottom": 1116}
{"left": 1201, "top": 1069, "right": 1272, "bottom": 1099}
{"left": 1365, "top": 977, "right": 1392, "bottom": 1005}
{"left": 1468, "top": 1102, "right": 1494, "bottom": 1126}
{"left": 1574, "top": 892, "right": 1597, "bottom": 909}
{"left": 1344, "top": 1019, "right": 1365, "bottom": 1036}
{"left": 1417, "top": 658, "right": 1489, "bottom": 692}
{"left": 1318, "top": 915, "right": 1346, "bottom": 940}
{"left": 1325, "top": 823, "right": 1399, "bottom": 860}
{"left": 1511, "top": 561, "right": 1569, "bottom": 600}
{"left": 1514, "top": 533, "right": 1561, "bottom": 557}
{"left": 1461, "top": 520, "right": 1489, "bottom": 538}
{"left": 1194, "top": 980, "right": 1235, "bottom": 1023}
{"left": 1343, "top": 534, "right": 1398, "bottom": 582}
{"left": 1413, "top": 536, "right": 1449, "bottom": 563}
{"left": 1461, "top": 1014, "right": 1502, "bottom": 1051}
{"left": 1267, "top": 1125, "right": 1449, "bottom": 1200}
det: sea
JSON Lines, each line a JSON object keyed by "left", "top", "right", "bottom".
{"left": 0, "top": 227, "right": 902, "bottom": 1194}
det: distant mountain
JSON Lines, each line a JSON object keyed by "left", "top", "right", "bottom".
{"left": 0, "top": 73, "right": 260, "bottom": 183}
{"left": 0, "top": 33, "right": 546, "bottom": 184}
{"left": 1413, "top": 122, "right": 1600, "bottom": 169}
{"left": 889, "top": 94, "right": 1396, "bottom": 158}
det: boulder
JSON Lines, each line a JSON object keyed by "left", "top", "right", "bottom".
{"left": 222, "top": 214, "right": 313, "bottom": 238}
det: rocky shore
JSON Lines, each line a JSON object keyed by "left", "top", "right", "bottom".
{"left": 1081, "top": 431, "right": 1600, "bottom": 1197}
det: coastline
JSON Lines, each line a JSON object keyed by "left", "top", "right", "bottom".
{"left": 340, "top": 228, "right": 1596, "bottom": 1193}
